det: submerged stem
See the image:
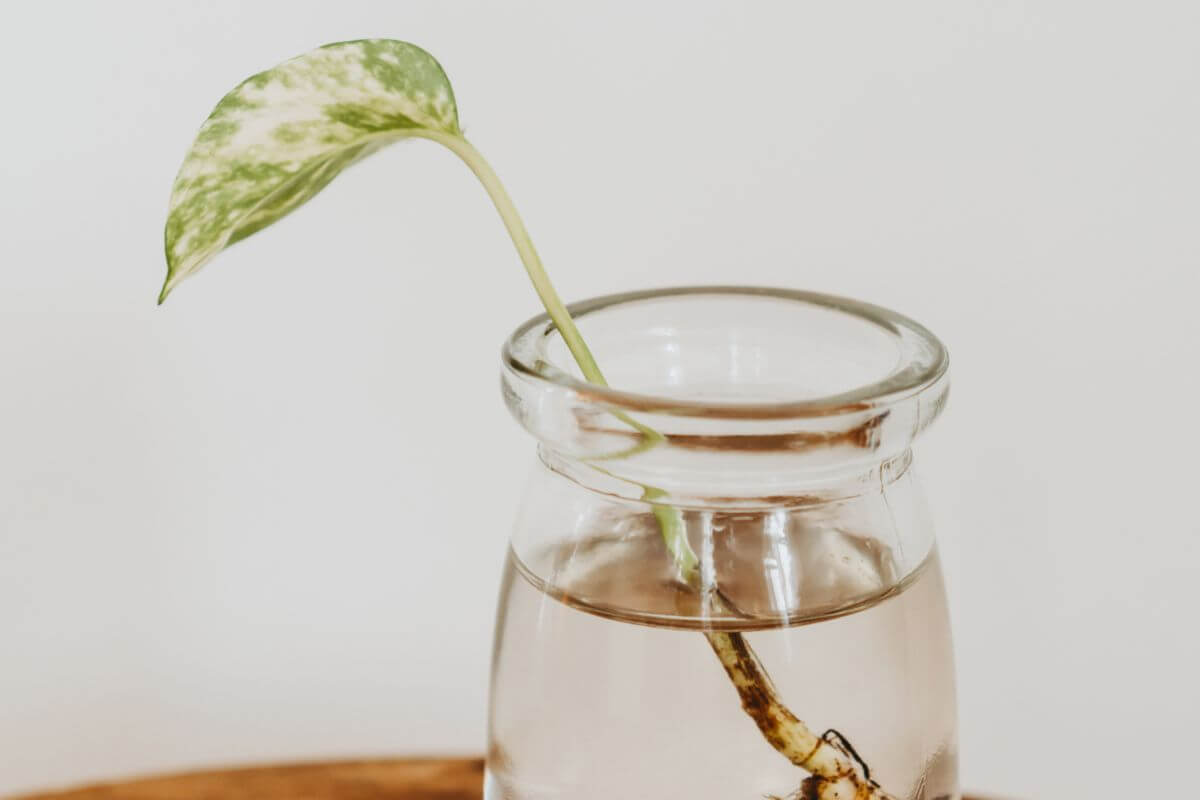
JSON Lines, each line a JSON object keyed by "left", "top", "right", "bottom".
{"left": 424, "top": 130, "right": 892, "bottom": 800}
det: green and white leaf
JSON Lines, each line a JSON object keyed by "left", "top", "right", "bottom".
{"left": 161, "top": 39, "right": 460, "bottom": 302}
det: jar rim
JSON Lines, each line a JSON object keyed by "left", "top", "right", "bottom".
{"left": 502, "top": 285, "right": 949, "bottom": 422}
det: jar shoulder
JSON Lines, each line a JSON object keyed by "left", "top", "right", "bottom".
{"left": 508, "top": 457, "right": 940, "bottom": 628}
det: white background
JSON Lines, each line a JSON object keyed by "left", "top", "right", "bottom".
{"left": 2, "top": 2, "right": 1198, "bottom": 798}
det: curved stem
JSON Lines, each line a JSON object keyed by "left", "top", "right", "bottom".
{"left": 413, "top": 131, "right": 606, "bottom": 386}
{"left": 417, "top": 130, "right": 891, "bottom": 800}
{"left": 421, "top": 130, "right": 697, "bottom": 570}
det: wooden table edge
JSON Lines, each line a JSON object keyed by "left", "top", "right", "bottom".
{"left": 9, "top": 757, "right": 993, "bottom": 800}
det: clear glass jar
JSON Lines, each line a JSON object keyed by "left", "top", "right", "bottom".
{"left": 487, "top": 287, "right": 956, "bottom": 800}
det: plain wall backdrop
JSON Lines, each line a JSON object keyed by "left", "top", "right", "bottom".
{"left": 2, "top": 2, "right": 1197, "bottom": 798}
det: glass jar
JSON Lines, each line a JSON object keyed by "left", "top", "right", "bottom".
{"left": 487, "top": 287, "right": 956, "bottom": 800}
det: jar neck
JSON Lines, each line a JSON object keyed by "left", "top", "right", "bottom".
{"left": 539, "top": 443, "right": 915, "bottom": 509}
{"left": 501, "top": 286, "right": 949, "bottom": 503}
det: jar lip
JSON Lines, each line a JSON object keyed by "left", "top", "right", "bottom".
{"left": 501, "top": 285, "right": 949, "bottom": 421}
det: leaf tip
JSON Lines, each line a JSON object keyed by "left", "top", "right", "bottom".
{"left": 157, "top": 273, "right": 175, "bottom": 305}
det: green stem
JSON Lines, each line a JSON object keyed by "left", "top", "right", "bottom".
{"left": 413, "top": 131, "right": 606, "bottom": 386}
{"left": 417, "top": 130, "right": 697, "bottom": 574}
{"left": 417, "top": 131, "right": 890, "bottom": 799}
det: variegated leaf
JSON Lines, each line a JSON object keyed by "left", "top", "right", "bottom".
{"left": 161, "top": 39, "right": 460, "bottom": 302}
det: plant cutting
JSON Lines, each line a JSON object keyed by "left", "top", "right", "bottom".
{"left": 162, "top": 40, "right": 957, "bottom": 800}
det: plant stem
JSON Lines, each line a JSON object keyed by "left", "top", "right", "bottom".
{"left": 412, "top": 131, "right": 605, "bottom": 385}
{"left": 416, "top": 133, "right": 669, "bottom": 456}
{"left": 420, "top": 130, "right": 892, "bottom": 800}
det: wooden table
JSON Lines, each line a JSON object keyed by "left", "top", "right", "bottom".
{"left": 14, "top": 759, "right": 987, "bottom": 800}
